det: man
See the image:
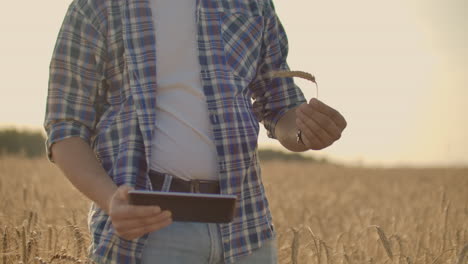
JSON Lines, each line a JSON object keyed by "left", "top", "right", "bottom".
{"left": 44, "top": 0, "right": 346, "bottom": 263}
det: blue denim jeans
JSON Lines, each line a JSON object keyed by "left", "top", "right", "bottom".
{"left": 141, "top": 221, "right": 278, "bottom": 264}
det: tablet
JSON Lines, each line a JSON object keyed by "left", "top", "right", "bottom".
{"left": 128, "top": 190, "right": 237, "bottom": 223}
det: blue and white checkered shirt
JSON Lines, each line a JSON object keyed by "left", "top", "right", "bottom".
{"left": 45, "top": 0, "right": 305, "bottom": 263}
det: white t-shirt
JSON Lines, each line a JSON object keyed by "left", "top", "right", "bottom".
{"left": 149, "top": 0, "right": 219, "bottom": 181}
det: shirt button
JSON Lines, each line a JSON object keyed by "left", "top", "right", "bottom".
{"left": 210, "top": 114, "right": 219, "bottom": 125}
{"left": 219, "top": 161, "right": 226, "bottom": 171}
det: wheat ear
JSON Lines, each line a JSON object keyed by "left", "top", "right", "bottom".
{"left": 269, "top": 70, "right": 319, "bottom": 98}
{"left": 66, "top": 220, "right": 85, "bottom": 258}
{"left": 50, "top": 253, "right": 82, "bottom": 263}
{"left": 375, "top": 226, "right": 393, "bottom": 260}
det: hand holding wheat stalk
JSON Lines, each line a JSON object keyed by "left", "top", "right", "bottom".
{"left": 269, "top": 70, "right": 319, "bottom": 99}
{"left": 269, "top": 70, "right": 320, "bottom": 145}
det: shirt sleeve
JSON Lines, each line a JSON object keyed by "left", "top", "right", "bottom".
{"left": 250, "top": 1, "right": 306, "bottom": 139}
{"left": 44, "top": 4, "right": 106, "bottom": 161}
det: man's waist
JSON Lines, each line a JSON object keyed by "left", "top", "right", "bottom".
{"left": 149, "top": 170, "right": 220, "bottom": 194}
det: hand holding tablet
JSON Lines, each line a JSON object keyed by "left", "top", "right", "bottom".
{"left": 128, "top": 190, "right": 237, "bottom": 223}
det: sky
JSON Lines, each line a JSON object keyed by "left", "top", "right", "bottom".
{"left": 0, "top": 0, "right": 467, "bottom": 167}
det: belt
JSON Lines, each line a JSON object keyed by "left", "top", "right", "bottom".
{"left": 149, "top": 170, "right": 220, "bottom": 194}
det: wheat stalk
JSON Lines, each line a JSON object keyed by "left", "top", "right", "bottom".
{"left": 405, "top": 256, "right": 413, "bottom": 264}
{"left": 73, "top": 226, "right": 84, "bottom": 258}
{"left": 335, "top": 232, "right": 345, "bottom": 250}
{"left": 269, "top": 70, "right": 319, "bottom": 99}
{"left": 454, "top": 244, "right": 468, "bottom": 264}
{"left": 11, "top": 228, "right": 19, "bottom": 262}
{"left": 26, "top": 211, "right": 35, "bottom": 233}
{"left": 375, "top": 226, "right": 393, "bottom": 260}
{"left": 2, "top": 228, "right": 7, "bottom": 264}
{"left": 27, "top": 230, "right": 39, "bottom": 261}
{"left": 439, "top": 187, "right": 446, "bottom": 212}
{"left": 47, "top": 225, "right": 53, "bottom": 254}
{"left": 442, "top": 203, "right": 450, "bottom": 251}
{"left": 389, "top": 234, "right": 404, "bottom": 256}
{"left": 21, "top": 225, "right": 28, "bottom": 264}
{"left": 53, "top": 226, "right": 66, "bottom": 256}
{"left": 291, "top": 228, "right": 300, "bottom": 264}
{"left": 320, "top": 239, "right": 331, "bottom": 264}
{"left": 343, "top": 253, "right": 351, "bottom": 264}
{"left": 22, "top": 187, "right": 28, "bottom": 205}
{"left": 305, "top": 226, "right": 320, "bottom": 260}
{"left": 66, "top": 220, "right": 85, "bottom": 258}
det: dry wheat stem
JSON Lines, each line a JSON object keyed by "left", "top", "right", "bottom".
{"left": 442, "top": 203, "right": 450, "bottom": 252}
{"left": 405, "top": 256, "right": 413, "bottom": 264}
{"left": 455, "top": 244, "right": 468, "bottom": 264}
{"left": 66, "top": 220, "right": 85, "bottom": 258}
{"left": 374, "top": 226, "right": 393, "bottom": 260}
{"left": 270, "top": 70, "right": 319, "bottom": 99}
{"left": 47, "top": 225, "right": 53, "bottom": 254}
{"left": 430, "top": 248, "right": 457, "bottom": 264}
{"left": 291, "top": 228, "right": 300, "bottom": 264}
{"left": 335, "top": 232, "right": 345, "bottom": 251}
{"left": 21, "top": 225, "right": 27, "bottom": 264}
{"left": 320, "top": 240, "right": 331, "bottom": 264}
{"left": 389, "top": 234, "right": 404, "bottom": 256}
{"left": 344, "top": 253, "right": 351, "bottom": 264}
{"left": 2, "top": 228, "right": 7, "bottom": 264}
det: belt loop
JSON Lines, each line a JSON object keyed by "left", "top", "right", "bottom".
{"left": 190, "top": 180, "right": 200, "bottom": 193}
{"left": 161, "top": 174, "right": 173, "bottom": 192}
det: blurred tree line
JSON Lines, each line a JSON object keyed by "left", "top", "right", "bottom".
{"left": 0, "top": 129, "right": 46, "bottom": 157}
{"left": 0, "top": 128, "right": 328, "bottom": 162}
{"left": 257, "top": 149, "right": 328, "bottom": 163}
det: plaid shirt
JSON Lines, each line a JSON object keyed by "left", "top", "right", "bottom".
{"left": 45, "top": 0, "right": 305, "bottom": 263}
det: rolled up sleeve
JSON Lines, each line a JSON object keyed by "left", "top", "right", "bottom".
{"left": 44, "top": 4, "right": 106, "bottom": 161}
{"left": 250, "top": 1, "right": 306, "bottom": 139}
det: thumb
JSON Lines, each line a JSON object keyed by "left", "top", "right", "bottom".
{"left": 116, "top": 185, "right": 133, "bottom": 202}
{"left": 308, "top": 97, "right": 321, "bottom": 106}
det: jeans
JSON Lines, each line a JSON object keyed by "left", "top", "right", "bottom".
{"left": 141, "top": 221, "right": 278, "bottom": 264}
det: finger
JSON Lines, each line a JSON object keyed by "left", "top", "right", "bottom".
{"left": 116, "top": 185, "right": 133, "bottom": 202}
{"left": 296, "top": 117, "right": 326, "bottom": 150}
{"left": 112, "top": 204, "right": 162, "bottom": 220}
{"left": 333, "top": 111, "right": 347, "bottom": 131}
{"left": 297, "top": 117, "right": 329, "bottom": 148}
{"left": 114, "top": 210, "right": 172, "bottom": 231}
{"left": 308, "top": 98, "right": 333, "bottom": 115}
{"left": 308, "top": 99, "right": 347, "bottom": 130}
{"left": 297, "top": 107, "right": 341, "bottom": 141}
{"left": 118, "top": 217, "right": 173, "bottom": 240}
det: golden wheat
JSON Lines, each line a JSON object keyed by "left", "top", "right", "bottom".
{"left": 270, "top": 70, "right": 316, "bottom": 83}
{"left": 0, "top": 156, "right": 467, "bottom": 263}
{"left": 2, "top": 228, "right": 7, "bottom": 264}
{"left": 270, "top": 70, "right": 319, "bottom": 98}
{"left": 291, "top": 228, "right": 300, "bottom": 264}
{"left": 65, "top": 220, "right": 85, "bottom": 258}
{"left": 455, "top": 244, "right": 468, "bottom": 264}
{"left": 375, "top": 226, "right": 393, "bottom": 260}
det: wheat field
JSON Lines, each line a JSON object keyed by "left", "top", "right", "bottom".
{"left": 0, "top": 157, "right": 466, "bottom": 263}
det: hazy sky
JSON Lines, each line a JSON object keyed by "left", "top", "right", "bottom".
{"left": 0, "top": 0, "right": 467, "bottom": 167}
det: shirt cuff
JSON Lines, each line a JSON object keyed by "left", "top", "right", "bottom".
{"left": 264, "top": 101, "right": 305, "bottom": 139}
{"left": 45, "top": 120, "right": 92, "bottom": 162}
